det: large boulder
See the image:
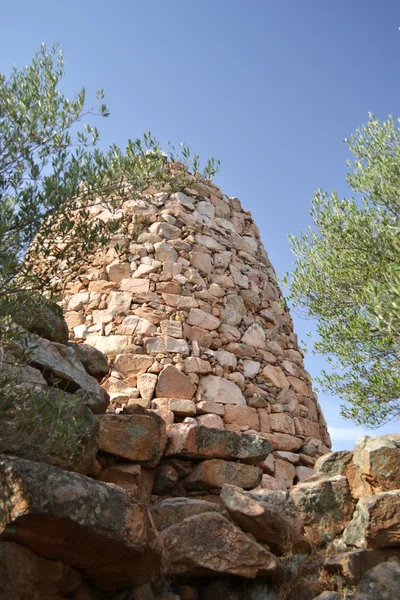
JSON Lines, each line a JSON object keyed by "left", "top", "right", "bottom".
{"left": 0, "top": 541, "right": 82, "bottom": 600}
{"left": 161, "top": 512, "right": 282, "bottom": 578}
{"left": 352, "top": 557, "right": 400, "bottom": 599}
{"left": 0, "top": 386, "right": 99, "bottom": 475}
{"left": 151, "top": 498, "right": 222, "bottom": 531}
{"left": 353, "top": 434, "right": 400, "bottom": 492}
{"left": 343, "top": 491, "right": 400, "bottom": 549}
{"left": 98, "top": 407, "right": 168, "bottom": 467}
{"left": 73, "top": 388, "right": 109, "bottom": 415}
{"left": 0, "top": 455, "right": 162, "bottom": 590}
{"left": 220, "top": 484, "right": 307, "bottom": 555}
{"left": 290, "top": 475, "right": 354, "bottom": 544}
{"left": 26, "top": 334, "right": 104, "bottom": 396}
{"left": 72, "top": 343, "right": 110, "bottom": 382}
{"left": 324, "top": 548, "right": 400, "bottom": 586}
{"left": 165, "top": 423, "right": 271, "bottom": 464}
{"left": 13, "top": 298, "right": 69, "bottom": 345}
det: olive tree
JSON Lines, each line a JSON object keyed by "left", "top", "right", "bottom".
{"left": 286, "top": 114, "right": 400, "bottom": 427}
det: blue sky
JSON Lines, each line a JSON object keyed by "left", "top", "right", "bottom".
{"left": 2, "top": 1, "right": 400, "bottom": 450}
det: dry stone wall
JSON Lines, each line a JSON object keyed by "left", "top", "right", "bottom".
{"left": 60, "top": 175, "right": 331, "bottom": 488}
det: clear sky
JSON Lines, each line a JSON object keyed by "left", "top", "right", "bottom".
{"left": 2, "top": 0, "right": 399, "bottom": 450}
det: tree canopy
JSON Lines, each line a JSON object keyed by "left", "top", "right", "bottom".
{"left": 286, "top": 114, "right": 400, "bottom": 428}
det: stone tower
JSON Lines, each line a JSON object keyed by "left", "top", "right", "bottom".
{"left": 60, "top": 174, "right": 331, "bottom": 489}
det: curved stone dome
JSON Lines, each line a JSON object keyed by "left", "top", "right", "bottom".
{"left": 60, "top": 175, "right": 331, "bottom": 485}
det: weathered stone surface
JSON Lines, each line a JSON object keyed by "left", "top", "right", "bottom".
{"left": 98, "top": 408, "right": 167, "bottom": 467}
{"left": 189, "top": 251, "right": 212, "bottom": 275}
{"left": 27, "top": 334, "right": 103, "bottom": 395}
{"left": 254, "top": 474, "right": 286, "bottom": 492}
{"left": 85, "top": 334, "right": 130, "bottom": 357}
{"left": 0, "top": 357, "right": 47, "bottom": 387}
{"left": 197, "top": 400, "right": 225, "bottom": 416}
{"left": 196, "top": 413, "right": 224, "bottom": 428}
{"left": 73, "top": 343, "right": 109, "bottom": 382}
{"left": 106, "top": 261, "right": 130, "bottom": 282}
{"left": 287, "top": 375, "right": 311, "bottom": 395}
{"left": 274, "top": 458, "right": 295, "bottom": 488}
{"left": 184, "top": 356, "right": 212, "bottom": 374}
{"left": 187, "top": 308, "right": 220, "bottom": 331}
{"left": 270, "top": 413, "right": 296, "bottom": 436}
{"left": 214, "top": 350, "right": 237, "bottom": 369}
{"left": 220, "top": 484, "right": 307, "bottom": 555}
{"left": 74, "top": 388, "right": 109, "bottom": 415}
{"left": 144, "top": 336, "right": 190, "bottom": 355}
{"left": 161, "top": 512, "right": 282, "bottom": 578}
{"left": 165, "top": 424, "right": 271, "bottom": 463}
{"left": 114, "top": 354, "right": 154, "bottom": 378}
{"left": 290, "top": 475, "right": 354, "bottom": 544}
{"left": 200, "top": 375, "right": 246, "bottom": 406}
{"left": 241, "top": 324, "right": 266, "bottom": 349}
{"left": 324, "top": 548, "right": 400, "bottom": 586}
{"left": 295, "top": 466, "right": 315, "bottom": 482}
{"left": 116, "top": 315, "right": 157, "bottom": 336}
{"left": 262, "top": 365, "right": 289, "bottom": 389}
{"left": 120, "top": 278, "right": 150, "bottom": 293}
{"left": 263, "top": 433, "right": 303, "bottom": 452}
{"left": 149, "top": 221, "right": 180, "bottom": 239}
{"left": 162, "top": 294, "right": 199, "bottom": 310}
{"left": 152, "top": 398, "right": 196, "bottom": 416}
{"left": 137, "top": 373, "right": 158, "bottom": 404}
{"left": 154, "top": 241, "right": 178, "bottom": 262}
{"left": 160, "top": 320, "right": 183, "bottom": 338}
{"left": 276, "top": 389, "right": 299, "bottom": 416}
{"left": 314, "top": 451, "right": 353, "bottom": 477}
{"left": 353, "top": 434, "right": 400, "bottom": 491}
{"left": 224, "top": 405, "right": 259, "bottom": 431}
{"left": 0, "top": 455, "right": 162, "bottom": 590}
{"left": 343, "top": 491, "right": 400, "bottom": 549}
{"left": 151, "top": 498, "right": 221, "bottom": 531}
{"left": 0, "top": 387, "right": 99, "bottom": 475}
{"left": 107, "top": 291, "right": 133, "bottom": 313}
{"left": 0, "top": 541, "right": 82, "bottom": 600}
{"left": 99, "top": 464, "right": 141, "bottom": 495}
{"left": 186, "top": 459, "right": 262, "bottom": 491}
{"left": 242, "top": 360, "right": 261, "bottom": 378}
{"left": 153, "top": 464, "right": 179, "bottom": 495}
{"left": 183, "top": 324, "right": 213, "bottom": 347}
{"left": 156, "top": 364, "right": 196, "bottom": 399}
{"left": 352, "top": 557, "right": 400, "bottom": 600}
{"left": 14, "top": 300, "right": 69, "bottom": 345}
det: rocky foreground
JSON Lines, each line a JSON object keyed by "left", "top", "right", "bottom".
{"left": 1, "top": 311, "right": 399, "bottom": 599}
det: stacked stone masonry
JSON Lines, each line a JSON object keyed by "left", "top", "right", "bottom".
{"left": 60, "top": 176, "right": 331, "bottom": 489}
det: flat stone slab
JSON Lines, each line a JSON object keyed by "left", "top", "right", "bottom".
{"left": 161, "top": 512, "right": 282, "bottom": 578}
{"left": 98, "top": 407, "right": 167, "bottom": 467}
{"left": 165, "top": 424, "right": 272, "bottom": 464}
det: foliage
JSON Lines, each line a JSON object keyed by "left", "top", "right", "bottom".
{"left": 370, "top": 228, "right": 400, "bottom": 339}
{"left": 0, "top": 367, "right": 90, "bottom": 462}
{"left": 285, "top": 114, "right": 400, "bottom": 427}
